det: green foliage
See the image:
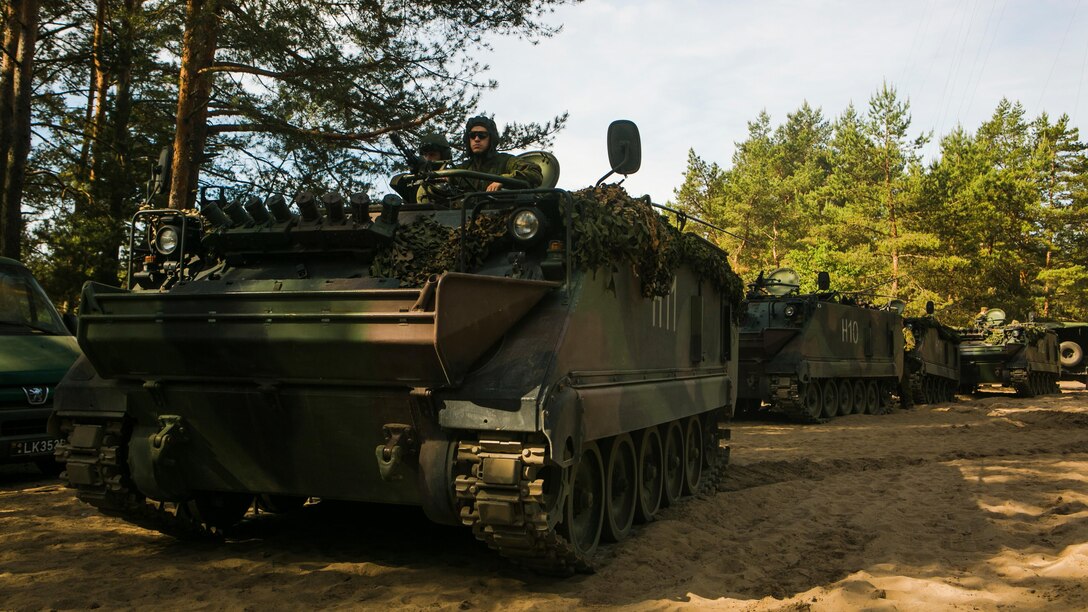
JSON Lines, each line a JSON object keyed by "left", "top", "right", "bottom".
{"left": 672, "top": 89, "right": 1088, "bottom": 323}
{"left": 19, "top": 0, "right": 576, "bottom": 307}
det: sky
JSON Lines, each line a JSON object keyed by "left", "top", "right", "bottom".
{"left": 475, "top": 0, "right": 1088, "bottom": 204}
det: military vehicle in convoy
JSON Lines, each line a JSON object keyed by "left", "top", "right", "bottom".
{"left": 51, "top": 121, "right": 742, "bottom": 574}
{"left": 1041, "top": 321, "right": 1088, "bottom": 385}
{"left": 958, "top": 308, "right": 1060, "bottom": 396}
{"left": 901, "top": 302, "right": 961, "bottom": 405}
{"left": 0, "top": 258, "right": 80, "bottom": 475}
{"left": 736, "top": 268, "right": 904, "bottom": 421}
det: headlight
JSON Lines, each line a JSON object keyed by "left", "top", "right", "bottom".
{"left": 155, "top": 226, "right": 179, "bottom": 255}
{"left": 784, "top": 305, "right": 796, "bottom": 317}
{"left": 1012, "top": 329, "right": 1023, "bottom": 338}
{"left": 510, "top": 208, "right": 542, "bottom": 241}
{"left": 905, "top": 323, "right": 913, "bottom": 331}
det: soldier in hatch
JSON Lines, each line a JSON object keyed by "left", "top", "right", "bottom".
{"left": 418, "top": 133, "right": 452, "bottom": 167}
{"left": 457, "top": 115, "right": 543, "bottom": 192}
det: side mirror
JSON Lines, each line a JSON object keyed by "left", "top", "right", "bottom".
{"left": 925, "top": 300, "right": 935, "bottom": 315}
{"left": 606, "top": 120, "right": 641, "bottom": 175}
{"left": 152, "top": 147, "right": 172, "bottom": 195}
{"left": 816, "top": 271, "right": 830, "bottom": 291}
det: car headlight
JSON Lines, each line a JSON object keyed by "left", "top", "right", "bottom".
{"left": 1012, "top": 329, "right": 1023, "bottom": 338}
{"left": 784, "top": 305, "right": 796, "bottom": 317}
{"left": 155, "top": 226, "right": 179, "bottom": 255}
{"left": 509, "top": 208, "right": 542, "bottom": 241}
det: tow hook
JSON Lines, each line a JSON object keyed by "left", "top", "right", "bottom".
{"left": 375, "top": 423, "right": 416, "bottom": 482}
{"left": 150, "top": 415, "right": 187, "bottom": 467}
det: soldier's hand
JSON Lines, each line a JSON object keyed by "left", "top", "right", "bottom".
{"left": 486, "top": 182, "right": 503, "bottom": 192}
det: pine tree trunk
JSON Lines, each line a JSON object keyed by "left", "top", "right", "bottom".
{"left": 0, "top": 1, "right": 21, "bottom": 245}
{"left": 1, "top": 0, "right": 39, "bottom": 259}
{"left": 168, "top": 0, "right": 220, "bottom": 210}
{"left": 96, "top": 0, "right": 140, "bottom": 285}
{"left": 77, "top": 0, "right": 107, "bottom": 188}
{"left": 884, "top": 136, "right": 899, "bottom": 296}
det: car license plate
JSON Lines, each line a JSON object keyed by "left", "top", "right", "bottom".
{"left": 10, "top": 439, "right": 58, "bottom": 457}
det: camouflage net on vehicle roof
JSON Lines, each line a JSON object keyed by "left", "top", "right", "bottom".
{"left": 369, "top": 184, "right": 744, "bottom": 311}
{"left": 565, "top": 184, "right": 744, "bottom": 308}
{"left": 981, "top": 322, "right": 1051, "bottom": 346}
{"left": 369, "top": 213, "right": 508, "bottom": 286}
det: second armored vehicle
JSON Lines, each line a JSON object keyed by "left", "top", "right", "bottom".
{"left": 737, "top": 269, "right": 904, "bottom": 421}
{"left": 958, "top": 308, "right": 1060, "bottom": 396}
{"left": 901, "top": 302, "right": 961, "bottom": 405}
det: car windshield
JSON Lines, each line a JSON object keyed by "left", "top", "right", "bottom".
{"left": 0, "top": 265, "right": 67, "bottom": 335}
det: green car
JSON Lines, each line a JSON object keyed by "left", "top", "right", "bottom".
{"left": 0, "top": 257, "right": 80, "bottom": 474}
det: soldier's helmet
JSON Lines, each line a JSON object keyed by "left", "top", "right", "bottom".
{"left": 463, "top": 115, "right": 499, "bottom": 155}
{"left": 418, "top": 133, "right": 452, "bottom": 162}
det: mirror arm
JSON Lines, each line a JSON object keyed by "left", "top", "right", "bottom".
{"left": 595, "top": 145, "right": 630, "bottom": 187}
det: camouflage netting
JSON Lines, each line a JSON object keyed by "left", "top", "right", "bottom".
{"left": 982, "top": 322, "right": 1051, "bottom": 346}
{"left": 369, "top": 213, "right": 508, "bottom": 286}
{"left": 369, "top": 184, "right": 744, "bottom": 312}
{"left": 565, "top": 185, "right": 744, "bottom": 308}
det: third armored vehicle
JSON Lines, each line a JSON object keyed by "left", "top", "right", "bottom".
{"left": 958, "top": 308, "right": 1060, "bottom": 396}
{"left": 51, "top": 121, "right": 741, "bottom": 574}
{"left": 737, "top": 269, "right": 904, "bottom": 421}
{"left": 901, "top": 302, "right": 961, "bottom": 405}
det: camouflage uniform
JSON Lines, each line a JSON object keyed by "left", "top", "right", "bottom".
{"left": 456, "top": 116, "right": 543, "bottom": 192}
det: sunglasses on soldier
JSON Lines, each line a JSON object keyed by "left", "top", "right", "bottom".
{"left": 467, "top": 131, "right": 489, "bottom": 140}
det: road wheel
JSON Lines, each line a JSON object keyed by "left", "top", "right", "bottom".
{"left": 634, "top": 427, "right": 664, "bottom": 523}
{"left": 851, "top": 380, "right": 867, "bottom": 414}
{"left": 602, "top": 434, "right": 637, "bottom": 542}
{"left": 926, "top": 376, "right": 939, "bottom": 404}
{"left": 820, "top": 380, "right": 838, "bottom": 419}
{"left": 560, "top": 442, "right": 605, "bottom": 558}
{"left": 1060, "top": 341, "right": 1084, "bottom": 368}
{"left": 864, "top": 380, "right": 880, "bottom": 414}
{"left": 837, "top": 379, "right": 852, "bottom": 416}
{"left": 682, "top": 417, "right": 703, "bottom": 495}
{"left": 661, "top": 421, "right": 685, "bottom": 506}
{"left": 801, "top": 382, "right": 821, "bottom": 420}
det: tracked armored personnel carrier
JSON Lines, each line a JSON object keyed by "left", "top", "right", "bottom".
{"left": 901, "top": 302, "right": 961, "bottom": 406}
{"left": 51, "top": 121, "right": 742, "bottom": 574}
{"left": 958, "top": 308, "right": 1060, "bottom": 396}
{"left": 736, "top": 269, "right": 904, "bottom": 421}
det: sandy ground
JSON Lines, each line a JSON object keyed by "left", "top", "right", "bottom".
{"left": 3, "top": 385, "right": 1088, "bottom": 611}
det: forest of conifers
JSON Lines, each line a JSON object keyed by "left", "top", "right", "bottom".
{"left": 1, "top": 1, "right": 1085, "bottom": 325}
{"left": 672, "top": 88, "right": 1088, "bottom": 324}
{"left": 0, "top": 0, "right": 569, "bottom": 307}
